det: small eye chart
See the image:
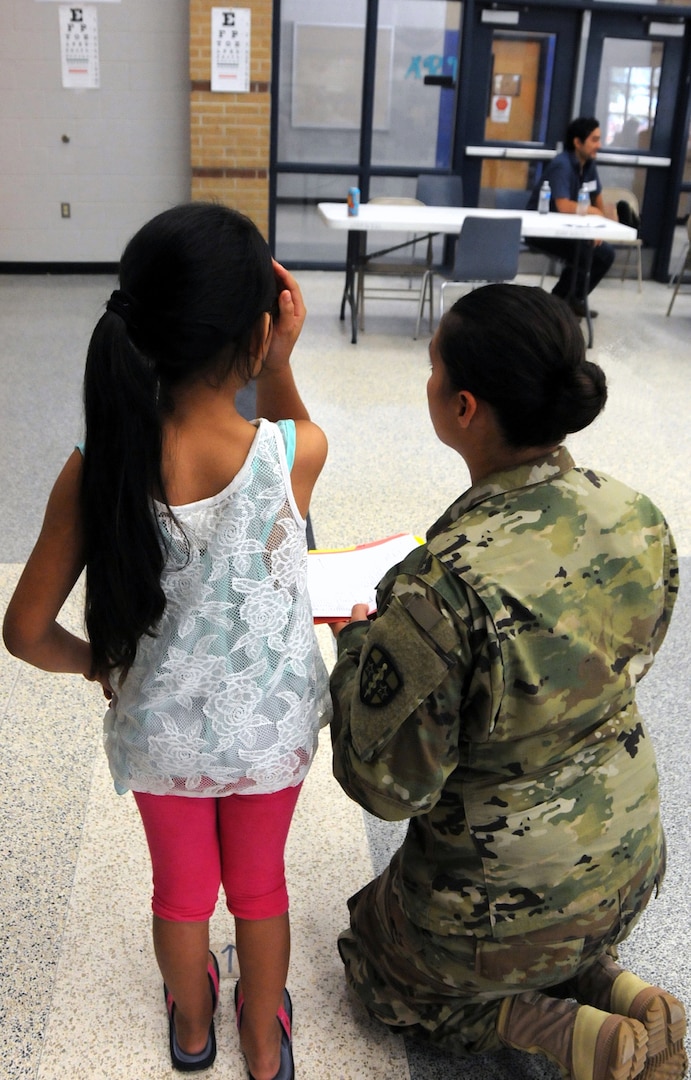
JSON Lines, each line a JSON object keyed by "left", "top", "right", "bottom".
{"left": 59, "top": 6, "right": 100, "bottom": 89}
{"left": 211, "top": 8, "right": 251, "bottom": 93}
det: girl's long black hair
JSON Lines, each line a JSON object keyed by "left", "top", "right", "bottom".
{"left": 82, "top": 203, "right": 275, "bottom": 675}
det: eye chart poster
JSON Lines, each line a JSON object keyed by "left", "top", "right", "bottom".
{"left": 211, "top": 8, "right": 251, "bottom": 93}
{"left": 59, "top": 5, "right": 100, "bottom": 88}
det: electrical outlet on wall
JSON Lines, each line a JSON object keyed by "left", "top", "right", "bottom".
{"left": 61, "top": 203, "right": 71, "bottom": 218}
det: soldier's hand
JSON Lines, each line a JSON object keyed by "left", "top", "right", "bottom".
{"left": 329, "top": 602, "right": 371, "bottom": 637}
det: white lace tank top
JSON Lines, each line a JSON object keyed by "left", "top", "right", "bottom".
{"left": 102, "top": 419, "right": 330, "bottom": 797}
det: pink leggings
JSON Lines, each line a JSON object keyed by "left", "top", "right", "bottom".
{"left": 133, "top": 784, "right": 302, "bottom": 922}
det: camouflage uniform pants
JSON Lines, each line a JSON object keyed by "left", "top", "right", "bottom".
{"left": 338, "top": 849, "right": 663, "bottom": 1057}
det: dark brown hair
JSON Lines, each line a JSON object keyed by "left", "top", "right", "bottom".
{"left": 438, "top": 284, "right": 607, "bottom": 449}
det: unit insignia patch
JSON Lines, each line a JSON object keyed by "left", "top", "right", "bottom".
{"left": 360, "top": 645, "right": 402, "bottom": 707}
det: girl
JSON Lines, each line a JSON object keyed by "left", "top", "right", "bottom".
{"left": 3, "top": 203, "right": 329, "bottom": 1080}
{"left": 329, "top": 284, "right": 685, "bottom": 1080}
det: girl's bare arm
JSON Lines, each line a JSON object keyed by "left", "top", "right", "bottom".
{"left": 3, "top": 449, "right": 95, "bottom": 681}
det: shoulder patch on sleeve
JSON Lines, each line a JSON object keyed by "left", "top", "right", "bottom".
{"left": 360, "top": 645, "right": 403, "bottom": 707}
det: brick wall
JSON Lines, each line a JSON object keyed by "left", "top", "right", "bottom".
{"left": 190, "top": 2, "right": 272, "bottom": 238}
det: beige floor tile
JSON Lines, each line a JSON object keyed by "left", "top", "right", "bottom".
{"left": 33, "top": 709, "right": 408, "bottom": 1079}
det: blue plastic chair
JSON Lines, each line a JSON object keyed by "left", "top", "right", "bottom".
{"left": 439, "top": 216, "right": 522, "bottom": 316}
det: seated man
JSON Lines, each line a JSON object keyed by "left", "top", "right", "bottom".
{"left": 527, "top": 116, "right": 615, "bottom": 318}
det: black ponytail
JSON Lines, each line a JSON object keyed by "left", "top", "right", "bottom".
{"left": 82, "top": 203, "right": 276, "bottom": 674}
{"left": 82, "top": 311, "right": 166, "bottom": 673}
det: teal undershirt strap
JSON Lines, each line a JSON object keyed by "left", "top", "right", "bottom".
{"left": 276, "top": 418, "right": 296, "bottom": 471}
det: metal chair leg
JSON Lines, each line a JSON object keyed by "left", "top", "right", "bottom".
{"left": 666, "top": 274, "right": 683, "bottom": 316}
{"left": 414, "top": 270, "right": 433, "bottom": 339}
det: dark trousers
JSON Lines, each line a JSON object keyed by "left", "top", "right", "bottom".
{"left": 529, "top": 238, "right": 615, "bottom": 301}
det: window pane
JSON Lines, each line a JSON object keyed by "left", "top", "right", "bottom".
{"left": 597, "top": 39, "right": 663, "bottom": 149}
{"left": 371, "top": 1, "right": 461, "bottom": 169}
{"left": 277, "top": 0, "right": 367, "bottom": 165}
{"left": 597, "top": 163, "right": 648, "bottom": 212}
{"left": 274, "top": 173, "right": 358, "bottom": 264}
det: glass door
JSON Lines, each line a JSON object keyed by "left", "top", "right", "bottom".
{"left": 580, "top": 11, "right": 688, "bottom": 278}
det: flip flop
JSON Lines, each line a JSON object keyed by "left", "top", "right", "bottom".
{"left": 234, "top": 981, "right": 294, "bottom": 1080}
{"left": 164, "top": 951, "right": 220, "bottom": 1073}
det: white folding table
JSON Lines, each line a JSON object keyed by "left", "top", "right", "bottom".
{"left": 317, "top": 202, "right": 638, "bottom": 347}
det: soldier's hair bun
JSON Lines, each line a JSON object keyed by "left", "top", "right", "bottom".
{"left": 551, "top": 359, "right": 607, "bottom": 438}
{"left": 438, "top": 285, "right": 607, "bottom": 449}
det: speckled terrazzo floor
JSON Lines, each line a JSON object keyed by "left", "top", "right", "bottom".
{"left": 1, "top": 269, "right": 689, "bottom": 1080}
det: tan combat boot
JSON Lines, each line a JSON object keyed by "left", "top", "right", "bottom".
{"left": 496, "top": 989, "right": 648, "bottom": 1080}
{"left": 573, "top": 954, "right": 687, "bottom": 1080}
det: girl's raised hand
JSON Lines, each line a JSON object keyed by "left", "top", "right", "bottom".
{"left": 263, "top": 260, "right": 307, "bottom": 372}
{"left": 254, "top": 260, "right": 313, "bottom": 423}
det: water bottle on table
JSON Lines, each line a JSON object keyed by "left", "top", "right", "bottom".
{"left": 538, "top": 180, "right": 551, "bottom": 214}
{"left": 577, "top": 184, "right": 589, "bottom": 216}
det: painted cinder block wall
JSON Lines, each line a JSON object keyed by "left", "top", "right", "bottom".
{"left": 0, "top": 1, "right": 272, "bottom": 263}
{"left": 0, "top": 1, "right": 190, "bottom": 263}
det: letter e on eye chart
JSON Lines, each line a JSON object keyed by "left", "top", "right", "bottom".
{"left": 211, "top": 8, "right": 251, "bottom": 93}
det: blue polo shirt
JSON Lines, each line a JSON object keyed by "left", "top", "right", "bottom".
{"left": 527, "top": 149, "right": 601, "bottom": 211}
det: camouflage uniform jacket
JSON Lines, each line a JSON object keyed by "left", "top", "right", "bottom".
{"left": 330, "top": 447, "right": 678, "bottom": 941}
